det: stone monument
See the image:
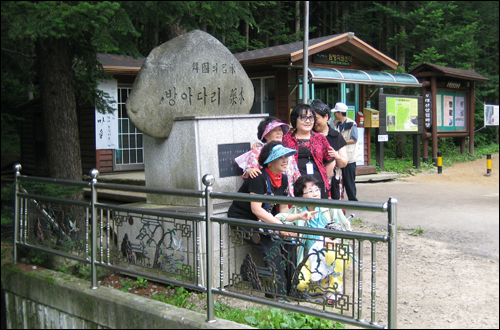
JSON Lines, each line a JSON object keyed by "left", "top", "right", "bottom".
{"left": 119, "top": 30, "right": 266, "bottom": 286}
{"left": 127, "top": 29, "right": 254, "bottom": 139}
{"left": 126, "top": 29, "right": 260, "bottom": 206}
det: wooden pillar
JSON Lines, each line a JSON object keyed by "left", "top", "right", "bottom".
{"left": 431, "top": 76, "right": 438, "bottom": 165}
{"left": 469, "top": 82, "right": 475, "bottom": 155}
{"left": 423, "top": 137, "right": 429, "bottom": 162}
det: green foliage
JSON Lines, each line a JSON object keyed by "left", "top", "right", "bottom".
{"left": 214, "top": 304, "right": 344, "bottom": 329}
{"left": 135, "top": 277, "right": 148, "bottom": 289}
{"left": 121, "top": 279, "right": 134, "bottom": 292}
{"left": 432, "top": 140, "right": 499, "bottom": 168}
{"left": 1, "top": 113, "right": 22, "bottom": 157}
{"left": 372, "top": 133, "right": 498, "bottom": 175}
{"left": 152, "top": 286, "right": 193, "bottom": 309}
{"left": 412, "top": 47, "right": 447, "bottom": 67}
{"left": 16, "top": 181, "right": 83, "bottom": 199}
{"left": 74, "top": 263, "right": 108, "bottom": 281}
{"left": 58, "top": 265, "right": 69, "bottom": 274}
{"left": 21, "top": 247, "right": 49, "bottom": 266}
{"left": 409, "top": 226, "right": 425, "bottom": 236}
{"left": 1, "top": 214, "right": 13, "bottom": 226}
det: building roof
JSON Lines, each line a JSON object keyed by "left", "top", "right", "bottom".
{"left": 409, "top": 62, "right": 489, "bottom": 82}
{"left": 97, "top": 53, "right": 145, "bottom": 75}
{"left": 234, "top": 32, "right": 398, "bottom": 71}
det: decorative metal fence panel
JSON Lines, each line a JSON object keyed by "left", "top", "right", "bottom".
{"left": 12, "top": 165, "right": 397, "bottom": 329}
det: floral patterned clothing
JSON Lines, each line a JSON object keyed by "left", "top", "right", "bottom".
{"left": 243, "top": 146, "right": 301, "bottom": 196}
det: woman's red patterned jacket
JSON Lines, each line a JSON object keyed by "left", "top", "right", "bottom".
{"left": 282, "top": 130, "right": 334, "bottom": 191}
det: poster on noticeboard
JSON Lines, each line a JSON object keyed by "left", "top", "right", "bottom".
{"left": 484, "top": 105, "right": 499, "bottom": 126}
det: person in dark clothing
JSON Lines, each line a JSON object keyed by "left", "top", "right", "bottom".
{"left": 310, "top": 99, "right": 348, "bottom": 200}
{"left": 228, "top": 141, "right": 315, "bottom": 298}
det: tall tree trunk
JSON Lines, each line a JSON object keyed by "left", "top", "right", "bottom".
{"left": 322, "top": 2, "right": 327, "bottom": 36}
{"left": 385, "top": 1, "right": 392, "bottom": 57}
{"left": 342, "top": 4, "right": 349, "bottom": 32}
{"left": 36, "top": 37, "right": 82, "bottom": 182}
{"left": 152, "top": 20, "right": 159, "bottom": 48}
{"left": 264, "top": 10, "right": 269, "bottom": 47}
{"left": 36, "top": 37, "right": 84, "bottom": 238}
{"left": 295, "top": 1, "right": 301, "bottom": 37}
{"left": 334, "top": 1, "right": 340, "bottom": 33}
{"left": 273, "top": 2, "right": 282, "bottom": 46}
{"left": 166, "top": 20, "right": 187, "bottom": 40}
{"left": 245, "top": 21, "right": 249, "bottom": 51}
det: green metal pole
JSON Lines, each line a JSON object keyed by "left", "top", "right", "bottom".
{"left": 13, "top": 164, "right": 22, "bottom": 264}
{"left": 90, "top": 169, "right": 99, "bottom": 289}
{"left": 388, "top": 197, "right": 398, "bottom": 329}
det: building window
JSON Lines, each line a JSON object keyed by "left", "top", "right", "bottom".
{"left": 113, "top": 86, "right": 144, "bottom": 171}
{"left": 250, "top": 77, "right": 275, "bottom": 116}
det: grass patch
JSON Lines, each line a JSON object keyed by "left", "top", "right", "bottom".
{"left": 214, "top": 302, "right": 344, "bottom": 329}
{"left": 409, "top": 226, "right": 425, "bottom": 236}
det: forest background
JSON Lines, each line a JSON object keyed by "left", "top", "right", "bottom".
{"left": 1, "top": 1, "right": 499, "bottom": 182}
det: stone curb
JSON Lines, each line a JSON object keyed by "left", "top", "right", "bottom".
{"left": 2, "top": 265, "right": 254, "bottom": 329}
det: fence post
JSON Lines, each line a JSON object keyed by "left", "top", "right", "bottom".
{"left": 388, "top": 197, "right": 398, "bottom": 329}
{"left": 90, "top": 169, "right": 99, "bottom": 289}
{"left": 202, "top": 174, "right": 216, "bottom": 323}
{"left": 13, "top": 164, "right": 22, "bottom": 265}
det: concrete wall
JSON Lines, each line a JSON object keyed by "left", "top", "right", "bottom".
{"left": 1, "top": 265, "right": 254, "bottom": 329}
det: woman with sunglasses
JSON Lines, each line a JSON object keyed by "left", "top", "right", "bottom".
{"left": 283, "top": 104, "right": 335, "bottom": 199}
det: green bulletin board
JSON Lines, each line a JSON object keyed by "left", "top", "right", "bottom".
{"left": 436, "top": 91, "right": 467, "bottom": 131}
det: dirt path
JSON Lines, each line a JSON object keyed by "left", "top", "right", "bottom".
{"left": 349, "top": 154, "right": 499, "bottom": 329}
{"left": 399, "top": 153, "right": 499, "bottom": 185}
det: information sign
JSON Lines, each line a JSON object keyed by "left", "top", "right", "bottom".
{"left": 424, "top": 91, "right": 432, "bottom": 129}
{"left": 218, "top": 143, "right": 250, "bottom": 178}
{"left": 378, "top": 94, "right": 423, "bottom": 135}
{"left": 484, "top": 105, "right": 499, "bottom": 126}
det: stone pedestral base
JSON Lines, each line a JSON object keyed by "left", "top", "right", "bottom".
{"left": 144, "top": 114, "right": 268, "bottom": 206}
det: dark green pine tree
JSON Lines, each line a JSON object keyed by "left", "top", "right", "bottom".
{"left": 2, "top": 1, "right": 140, "bottom": 182}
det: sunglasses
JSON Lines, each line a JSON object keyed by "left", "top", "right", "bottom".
{"left": 299, "top": 115, "right": 314, "bottom": 122}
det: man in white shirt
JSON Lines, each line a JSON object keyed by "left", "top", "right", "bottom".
{"left": 331, "top": 102, "right": 358, "bottom": 201}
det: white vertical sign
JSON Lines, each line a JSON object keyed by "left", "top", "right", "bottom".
{"left": 484, "top": 105, "right": 499, "bottom": 126}
{"left": 356, "top": 127, "right": 364, "bottom": 166}
{"left": 95, "top": 80, "right": 119, "bottom": 149}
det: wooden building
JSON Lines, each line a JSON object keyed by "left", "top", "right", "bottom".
{"left": 234, "top": 32, "right": 421, "bottom": 174}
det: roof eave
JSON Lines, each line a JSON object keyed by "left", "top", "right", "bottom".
{"left": 290, "top": 33, "right": 349, "bottom": 62}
